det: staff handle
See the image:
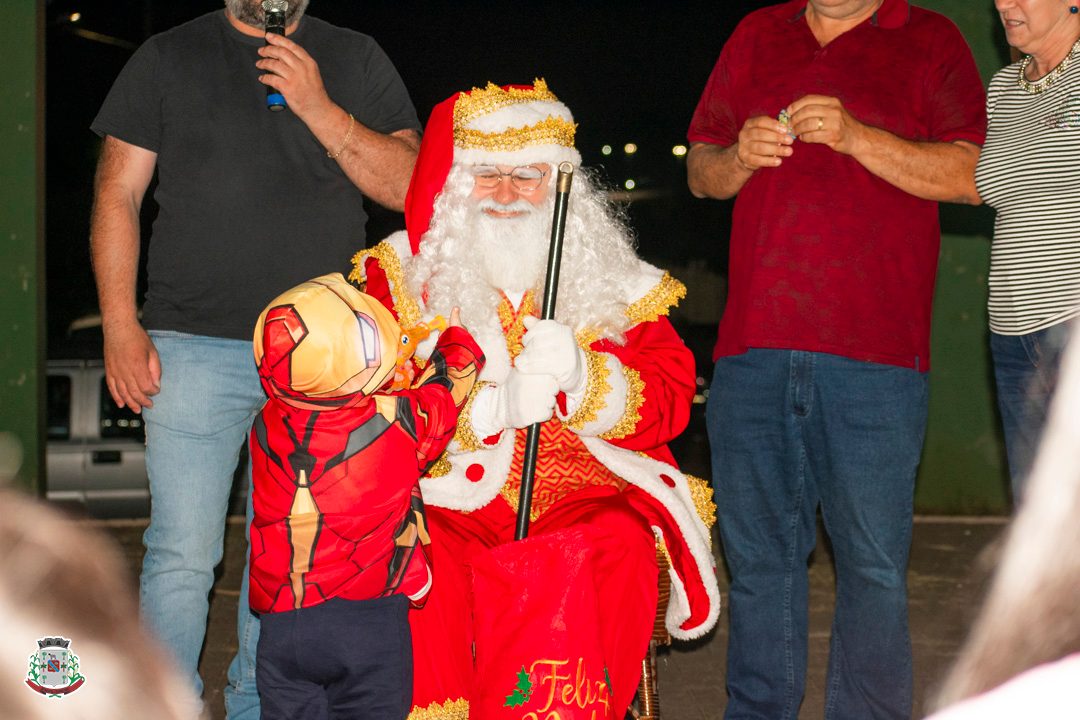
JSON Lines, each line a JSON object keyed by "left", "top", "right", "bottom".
{"left": 515, "top": 162, "right": 575, "bottom": 541}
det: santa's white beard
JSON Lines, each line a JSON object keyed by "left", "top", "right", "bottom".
{"left": 406, "top": 164, "right": 641, "bottom": 344}
{"left": 466, "top": 198, "right": 551, "bottom": 294}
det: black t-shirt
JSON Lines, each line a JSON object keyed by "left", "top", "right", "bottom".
{"left": 91, "top": 11, "right": 420, "bottom": 340}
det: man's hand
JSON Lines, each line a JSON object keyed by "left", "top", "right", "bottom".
{"left": 735, "top": 115, "right": 796, "bottom": 171}
{"left": 103, "top": 321, "right": 161, "bottom": 413}
{"left": 787, "top": 93, "right": 981, "bottom": 204}
{"left": 787, "top": 95, "right": 866, "bottom": 156}
{"left": 257, "top": 32, "right": 333, "bottom": 122}
{"left": 516, "top": 317, "right": 586, "bottom": 393}
{"left": 254, "top": 33, "right": 418, "bottom": 210}
{"left": 688, "top": 116, "right": 793, "bottom": 199}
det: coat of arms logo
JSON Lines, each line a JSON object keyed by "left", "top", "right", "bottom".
{"left": 25, "top": 636, "right": 85, "bottom": 697}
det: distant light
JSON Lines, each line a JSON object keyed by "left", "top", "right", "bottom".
{"left": 69, "top": 11, "right": 82, "bottom": 22}
{"left": 624, "top": 179, "right": 636, "bottom": 190}
{"left": 672, "top": 144, "right": 688, "bottom": 157}
{"left": 600, "top": 144, "right": 613, "bottom": 156}
{"left": 623, "top": 143, "right": 638, "bottom": 155}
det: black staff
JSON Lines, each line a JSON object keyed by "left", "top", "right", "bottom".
{"left": 515, "top": 161, "right": 575, "bottom": 541}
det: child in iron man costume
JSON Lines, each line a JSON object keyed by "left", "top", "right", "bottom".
{"left": 248, "top": 273, "right": 484, "bottom": 720}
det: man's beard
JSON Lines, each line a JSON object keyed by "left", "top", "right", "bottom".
{"left": 224, "top": 0, "right": 309, "bottom": 27}
{"left": 464, "top": 198, "right": 552, "bottom": 294}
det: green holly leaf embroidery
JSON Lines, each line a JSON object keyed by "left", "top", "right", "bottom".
{"left": 604, "top": 666, "right": 612, "bottom": 693}
{"left": 504, "top": 666, "right": 534, "bottom": 707}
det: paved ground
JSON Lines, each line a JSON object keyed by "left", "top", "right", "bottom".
{"left": 94, "top": 514, "right": 1005, "bottom": 720}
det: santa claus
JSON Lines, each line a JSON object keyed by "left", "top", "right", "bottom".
{"left": 351, "top": 79, "right": 720, "bottom": 720}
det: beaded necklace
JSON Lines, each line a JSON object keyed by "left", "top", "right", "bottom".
{"left": 1018, "top": 37, "right": 1080, "bottom": 95}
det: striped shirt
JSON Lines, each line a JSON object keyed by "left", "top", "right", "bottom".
{"left": 975, "top": 54, "right": 1080, "bottom": 335}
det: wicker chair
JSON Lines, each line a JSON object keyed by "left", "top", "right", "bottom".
{"left": 634, "top": 545, "right": 673, "bottom": 720}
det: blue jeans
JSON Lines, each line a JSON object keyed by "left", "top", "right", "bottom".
{"left": 707, "top": 349, "right": 927, "bottom": 720}
{"left": 990, "top": 323, "right": 1071, "bottom": 503}
{"left": 141, "top": 331, "right": 263, "bottom": 719}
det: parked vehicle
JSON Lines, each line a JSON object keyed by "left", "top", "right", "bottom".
{"left": 46, "top": 359, "right": 152, "bottom": 517}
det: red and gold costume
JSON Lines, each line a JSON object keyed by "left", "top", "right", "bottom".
{"left": 248, "top": 274, "right": 484, "bottom": 615}
{"left": 351, "top": 81, "right": 721, "bottom": 720}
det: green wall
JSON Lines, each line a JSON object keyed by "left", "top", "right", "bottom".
{"left": 927, "top": 2, "right": 1011, "bottom": 83}
{"left": 0, "top": 2, "right": 45, "bottom": 492}
{"left": 916, "top": 0, "right": 1010, "bottom": 513}
{"left": 921, "top": 232, "right": 1009, "bottom": 513}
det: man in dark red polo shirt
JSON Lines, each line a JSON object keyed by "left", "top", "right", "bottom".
{"left": 686, "top": 0, "right": 985, "bottom": 718}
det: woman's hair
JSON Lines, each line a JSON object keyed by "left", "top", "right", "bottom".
{"left": 932, "top": 321, "right": 1080, "bottom": 707}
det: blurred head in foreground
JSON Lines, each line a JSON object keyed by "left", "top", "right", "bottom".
{"left": 932, "top": 320, "right": 1080, "bottom": 714}
{"left": 0, "top": 489, "right": 199, "bottom": 719}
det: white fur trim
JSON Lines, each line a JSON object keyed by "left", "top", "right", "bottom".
{"left": 455, "top": 97, "right": 580, "bottom": 168}
{"left": 652, "top": 526, "right": 691, "bottom": 631}
{"left": 454, "top": 145, "right": 581, "bottom": 169}
{"left": 385, "top": 230, "right": 412, "bottom": 262}
{"left": 377, "top": 232, "right": 415, "bottom": 330}
{"left": 582, "top": 437, "right": 720, "bottom": 639}
{"left": 419, "top": 432, "right": 515, "bottom": 511}
{"left": 363, "top": 232, "right": 437, "bottom": 361}
{"left": 469, "top": 384, "right": 504, "bottom": 440}
{"left": 559, "top": 353, "right": 629, "bottom": 437}
{"left": 466, "top": 100, "right": 574, "bottom": 134}
{"left": 626, "top": 262, "right": 667, "bottom": 304}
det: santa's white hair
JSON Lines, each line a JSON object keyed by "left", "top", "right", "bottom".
{"left": 405, "top": 164, "right": 644, "bottom": 344}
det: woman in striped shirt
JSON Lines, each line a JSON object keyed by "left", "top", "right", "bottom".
{"left": 975, "top": 0, "right": 1080, "bottom": 502}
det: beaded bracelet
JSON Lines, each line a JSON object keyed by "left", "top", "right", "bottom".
{"left": 327, "top": 113, "right": 355, "bottom": 159}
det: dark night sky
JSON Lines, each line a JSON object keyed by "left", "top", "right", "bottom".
{"left": 44, "top": 0, "right": 772, "bottom": 351}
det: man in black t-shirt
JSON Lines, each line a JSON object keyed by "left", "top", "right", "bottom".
{"left": 89, "top": 1, "right": 420, "bottom": 717}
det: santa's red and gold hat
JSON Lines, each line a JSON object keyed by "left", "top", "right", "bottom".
{"left": 404, "top": 79, "right": 580, "bottom": 254}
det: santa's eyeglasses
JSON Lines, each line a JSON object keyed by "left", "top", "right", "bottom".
{"left": 469, "top": 165, "right": 549, "bottom": 192}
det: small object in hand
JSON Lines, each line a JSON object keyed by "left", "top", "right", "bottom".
{"left": 390, "top": 315, "right": 448, "bottom": 390}
{"left": 777, "top": 108, "right": 796, "bottom": 139}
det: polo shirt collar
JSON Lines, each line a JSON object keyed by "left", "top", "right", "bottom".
{"left": 784, "top": 0, "right": 910, "bottom": 29}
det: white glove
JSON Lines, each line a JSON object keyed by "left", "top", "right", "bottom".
{"left": 516, "top": 317, "right": 587, "bottom": 394}
{"left": 476, "top": 369, "right": 559, "bottom": 431}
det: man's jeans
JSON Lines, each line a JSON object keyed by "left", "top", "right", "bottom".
{"left": 141, "top": 331, "right": 263, "bottom": 719}
{"left": 990, "top": 322, "right": 1071, "bottom": 503}
{"left": 707, "top": 349, "right": 927, "bottom": 720}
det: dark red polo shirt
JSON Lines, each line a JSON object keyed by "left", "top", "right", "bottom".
{"left": 688, "top": 0, "right": 985, "bottom": 370}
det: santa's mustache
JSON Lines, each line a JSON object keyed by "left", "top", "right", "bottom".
{"left": 476, "top": 197, "right": 541, "bottom": 217}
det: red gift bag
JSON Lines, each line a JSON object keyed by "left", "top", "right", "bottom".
{"left": 468, "top": 524, "right": 650, "bottom": 720}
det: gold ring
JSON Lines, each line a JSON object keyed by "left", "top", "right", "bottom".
{"left": 817, "top": 117, "right": 824, "bottom": 131}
